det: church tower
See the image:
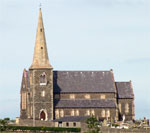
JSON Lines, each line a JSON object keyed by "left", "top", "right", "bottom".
{"left": 20, "top": 8, "right": 53, "bottom": 121}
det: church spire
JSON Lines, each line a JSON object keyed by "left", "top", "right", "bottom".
{"left": 30, "top": 8, "right": 52, "bottom": 69}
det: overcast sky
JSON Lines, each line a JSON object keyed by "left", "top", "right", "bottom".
{"left": 0, "top": 0, "right": 150, "bottom": 120}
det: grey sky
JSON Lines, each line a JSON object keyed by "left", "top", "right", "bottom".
{"left": 0, "top": 0, "right": 150, "bottom": 119}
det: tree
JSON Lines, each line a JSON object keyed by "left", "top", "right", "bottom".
{"left": 86, "top": 116, "right": 101, "bottom": 133}
{"left": 0, "top": 118, "right": 10, "bottom": 131}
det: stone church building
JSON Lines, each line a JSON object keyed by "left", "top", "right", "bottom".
{"left": 19, "top": 8, "right": 135, "bottom": 126}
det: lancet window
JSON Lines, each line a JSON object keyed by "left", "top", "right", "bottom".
{"left": 106, "top": 110, "right": 110, "bottom": 118}
{"left": 125, "top": 103, "right": 129, "bottom": 114}
{"left": 101, "top": 109, "right": 105, "bottom": 117}
{"left": 55, "top": 110, "right": 59, "bottom": 119}
{"left": 21, "top": 92, "right": 26, "bottom": 110}
{"left": 40, "top": 72, "right": 47, "bottom": 85}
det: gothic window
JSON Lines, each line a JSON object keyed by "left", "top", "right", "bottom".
{"left": 73, "top": 122, "right": 76, "bottom": 127}
{"left": 66, "top": 122, "right": 69, "bottom": 127}
{"left": 125, "top": 103, "right": 129, "bottom": 114}
{"left": 100, "top": 94, "right": 105, "bottom": 99}
{"left": 101, "top": 109, "right": 105, "bottom": 117}
{"left": 40, "top": 72, "right": 47, "bottom": 85}
{"left": 85, "top": 94, "right": 91, "bottom": 99}
{"left": 39, "top": 109, "right": 47, "bottom": 121}
{"left": 41, "top": 91, "right": 45, "bottom": 97}
{"left": 70, "top": 94, "right": 75, "bottom": 99}
{"left": 71, "top": 110, "right": 75, "bottom": 116}
{"left": 60, "top": 110, "right": 64, "bottom": 117}
{"left": 40, "top": 111, "right": 46, "bottom": 120}
{"left": 86, "top": 110, "right": 90, "bottom": 116}
{"left": 91, "top": 110, "right": 95, "bottom": 116}
{"left": 76, "top": 110, "right": 79, "bottom": 116}
{"left": 21, "top": 92, "right": 26, "bottom": 110}
{"left": 106, "top": 110, "right": 110, "bottom": 118}
{"left": 55, "top": 109, "right": 59, "bottom": 119}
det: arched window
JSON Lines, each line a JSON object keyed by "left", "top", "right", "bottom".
{"left": 70, "top": 94, "right": 75, "bottom": 99}
{"left": 40, "top": 111, "right": 46, "bottom": 120}
{"left": 86, "top": 110, "right": 90, "bottom": 116}
{"left": 60, "top": 110, "right": 64, "bottom": 117}
{"left": 76, "top": 110, "right": 79, "bottom": 116}
{"left": 39, "top": 109, "right": 47, "bottom": 121}
{"left": 40, "top": 72, "right": 46, "bottom": 85}
{"left": 71, "top": 110, "right": 75, "bottom": 116}
{"left": 101, "top": 109, "right": 105, "bottom": 117}
{"left": 106, "top": 110, "right": 110, "bottom": 118}
{"left": 55, "top": 109, "right": 59, "bottom": 119}
{"left": 91, "top": 110, "right": 95, "bottom": 116}
{"left": 100, "top": 94, "right": 105, "bottom": 99}
{"left": 21, "top": 92, "right": 26, "bottom": 110}
{"left": 125, "top": 103, "right": 129, "bottom": 114}
{"left": 41, "top": 91, "right": 45, "bottom": 97}
{"left": 85, "top": 94, "right": 90, "bottom": 99}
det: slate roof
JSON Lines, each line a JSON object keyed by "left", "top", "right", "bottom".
{"left": 115, "top": 82, "right": 134, "bottom": 99}
{"left": 54, "top": 99, "right": 116, "bottom": 108}
{"left": 53, "top": 116, "right": 90, "bottom": 122}
{"left": 53, "top": 71, "right": 115, "bottom": 93}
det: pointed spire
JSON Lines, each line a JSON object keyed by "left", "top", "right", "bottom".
{"left": 30, "top": 8, "right": 52, "bottom": 69}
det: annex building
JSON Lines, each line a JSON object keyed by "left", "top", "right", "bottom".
{"left": 18, "top": 8, "right": 135, "bottom": 127}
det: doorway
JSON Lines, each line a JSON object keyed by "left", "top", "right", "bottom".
{"left": 40, "top": 111, "right": 46, "bottom": 120}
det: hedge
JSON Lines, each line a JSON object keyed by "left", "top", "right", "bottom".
{"left": 5, "top": 126, "right": 81, "bottom": 132}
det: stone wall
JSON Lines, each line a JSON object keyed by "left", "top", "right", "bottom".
{"left": 54, "top": 121, "right": 81, "bottom": 128}
{"left": 54, "top": 93, "right": 115, "bottom": 100}
{"left": 118, "top": 99, "right": 134, "bottom": 121}
{"left": 27, "top": 69, "right": 53, "bottom": 121}
{"left": 17, "top": 119, "right": 54, "bottom": 127}
{"left": 54, "top": 108, "right": 117, "bottom": 120}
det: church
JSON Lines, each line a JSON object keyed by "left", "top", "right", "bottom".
{"left": 19, "top": 8, "right": 135, "bottom": 127}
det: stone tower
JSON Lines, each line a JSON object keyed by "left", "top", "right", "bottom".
{"left": 20, "top": 8, "right": 53, "bottom": 121}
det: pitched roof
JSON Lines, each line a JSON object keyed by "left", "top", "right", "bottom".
{"left": 53, "top": 71, "right": 116, "bottom": 93}
{"left": 115, "top": 82, "right": 134, "bottom": 99}
{"left": 53, "top": 116, "right": 90, "bottom": 122}
{"left": 54, "top": 99, "right": 116, "bottom": 108}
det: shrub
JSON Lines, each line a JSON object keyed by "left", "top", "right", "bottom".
{"left": 0, "top": 118, "right": 10, "bottom": 131}
{"left": 86, "top": 116, "right": 101, "bottom": 133}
